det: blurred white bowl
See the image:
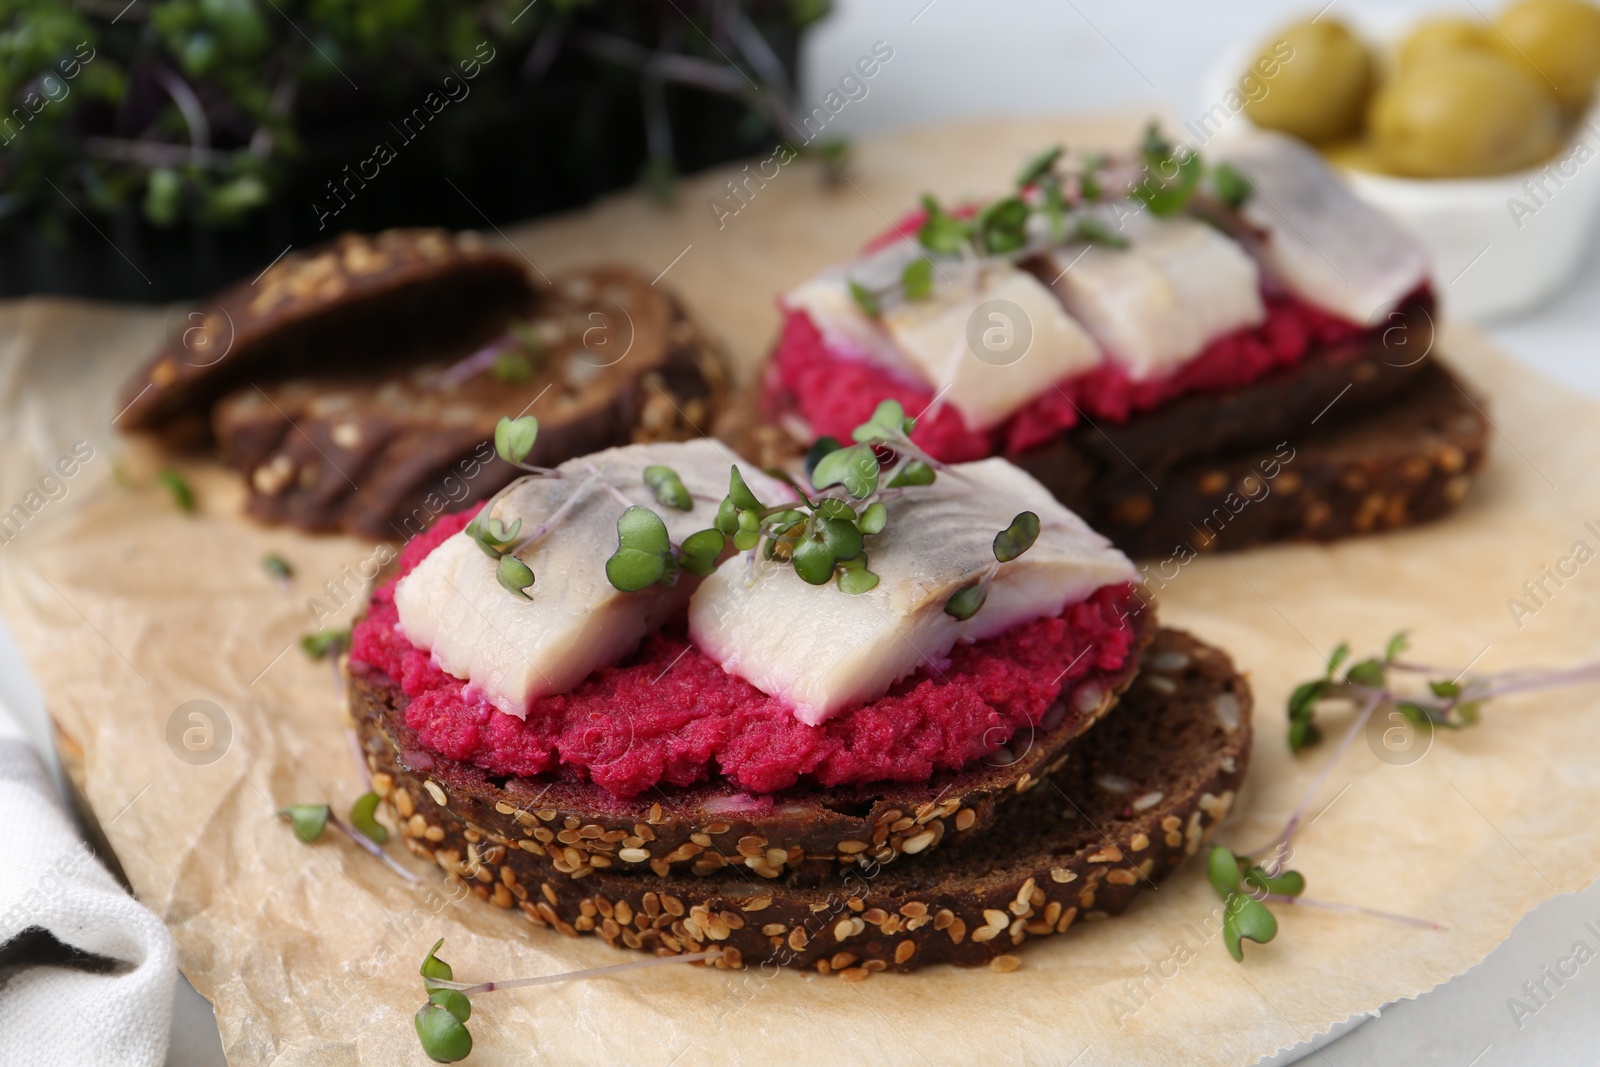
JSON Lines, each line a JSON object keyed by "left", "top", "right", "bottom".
{"left": 1198, "top": 10, "right": 1600, "bottom": 323}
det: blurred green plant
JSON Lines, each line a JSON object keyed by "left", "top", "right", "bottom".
{"left": 0, "top": 0, "right": 829, "bottom": 235}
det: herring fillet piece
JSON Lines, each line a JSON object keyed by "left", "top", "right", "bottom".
{"left": 1210, "top": 130, "right": 1430, "bottom": 327}
{"left": 688, "top": 458, "right": 1138, "bottom": 726}
{"left": 1036, "top": 211, "right": 1265, "bottom": 379}
{"left": 880, "top": 264, "right": 1104, "bottom": 430}
{"left": 781, "top": 238, "right": 928, "bottom": 368}
{"left": 393, "top": 440, "right": 784, "bottom": 717}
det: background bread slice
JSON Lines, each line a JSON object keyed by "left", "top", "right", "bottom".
{"left": 350, "top": 596, "right": 1157, "bottom": 880}
{"left": 362, "top": 628, "right": 1251, "bottom": 972}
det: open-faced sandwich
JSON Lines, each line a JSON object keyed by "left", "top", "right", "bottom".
{"left": 348, "top": 405, "right": 1252, "bottom": 972}
{"left": 116, "top": 229, "right": 727, "bottom": 539}
{"left": 723, "top": 128, "right": 1489, "bottom": 557}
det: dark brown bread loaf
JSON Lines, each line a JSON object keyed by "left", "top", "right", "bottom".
{"left": 115, "top": 229, "right": 729, "bottom": 538}
{"left": 349, "top": 599, "right": 1158, "bottom": 880}
{"left": 360, "top": 628, "right": 1251, "bottom": 972}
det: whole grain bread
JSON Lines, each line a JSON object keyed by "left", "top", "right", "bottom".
{"left": 361, "top": 627, "right": 1251, "bottom": 972}
{"left": 116, "top": 229, "right": 729, "bottom": 538}
{"left": 349, "top": 593, "right": 1158, "bottom": 880}
{"left": 211, "top": 264, "right": 727, "bottom": 539}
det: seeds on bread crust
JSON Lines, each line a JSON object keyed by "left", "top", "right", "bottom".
{"left": 356, "top": 628, "right": 1252, "bottom": 971}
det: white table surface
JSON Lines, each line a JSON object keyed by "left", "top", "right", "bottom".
{"left": 4, "top": 2, "right": 1598, "bottom": 1063}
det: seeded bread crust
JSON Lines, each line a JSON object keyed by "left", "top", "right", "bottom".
{"left": 719, "top": 298, "right": 1489, "bottom": 556}
{"left": 359, "top": 628, "right": 1251, "bottom": 972}
{"left": 348, "top": 596, "right": 1158, "bottom": 880}
{"left": 115, "top": 228, "right": 730, "bottom": 539}
{"left": 211, "top": 265, "right": 728, "bottom": 539}
{"left": 117, "top": 229, "right": 535, "bottom": 432}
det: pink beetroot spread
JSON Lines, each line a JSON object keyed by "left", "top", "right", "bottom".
{"left": 351, "top": 511, "right": 1139, "bottom": 800}
{"left": 769, "top": 210, "right": 1376, "bottom": 462}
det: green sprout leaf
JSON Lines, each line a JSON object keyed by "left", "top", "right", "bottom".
{"left": 300, "top": 628, "right": 350, "bottom": 661}
{"left": 496, "top": 555, "right": 535, "bottom": 600}
{"left": 836, "top": 556, "right": 880, "bottom": 595}
{"left": 491, "top": 350, "right": 532, "bottom": 385}
{"left": 814, "top": 497, "right": 858, "bottom": 522}
{"left": 1073, "top": 216, "right": 1130, "bottom": 249}
{"left": 804, "top": 436, "right": 842, "bottom": 478}
{"left": 493, "top": 415, "right": 539, "bottom": 465}
{"left": 901, "top": 256, "right": 934, "bottom": 300}
{"left": 851, "top": 398, "right": 914, "bottom": 443}
{"left": 732, "top": 510, "right": 762, "bottom": 552}
{"left": 944, "top": 582, "right": 988, "bottom": 621}
{"left": 280, "top": 804, "right": 330, "bottom": 843}
{"left": 848, "top": 278, "right": 880, "bottom": 317}
{"left": 1206, "top": 845, "right": 1242, "bottom": 899}
{"left": 1327, "top": 643, "right": 1351, "bottom": 677}
{"left": 1222, "top": 892, "right": 1279, "bottom": 961}
{"left": 1133, "top": 126, "right": 1202, "bottom": 217}
{"left": 678, "top": 528, "right": 727, "bottom": 577}
{"left": 415, "top": 1002, "right": 473, "bottom": 1063}
{"left": 643, "top": 465, "right": 692, "bottom": 511}
{"left": 1211, "top": 161, "right": 1252, "bottom": 209}
{"left": 975, "top": 195, "right": 1030, "bottom": 254}
{"left": 1042, "top": 177, "right": 1068, "bottom": 240}
{"left": 466, "top": 515, "right": 521, "bottom": 559}
{"left": 1244, "top": 865, "right": 1307, "bottom": 898}
{"left": 728, "top": 466, "right": 765, "bottom": 511}
{"left": 606, "top": 506, "right": 675, "bottom": 591}
{"left": 349, "top": 791, "right": 388, "bottom": 844}
{"left": 1344, "top": 658, "right": 1386, "bottom": 688}
{"left": 1016, "top": 144, "right": 1064, "bottom": 188}
{"left": 420, "top": 938, "right": 454, "bottom": 986}
{"left": 888, "top": 461, "right": 936, "bottom": 488}
{"left": 993, "top": 511, "right": 1041, "bottom": 563}
{"left": 714, "top": 497, "right": 740, "bottom": 536}
{"left": 1385, "top": 631, "right": 1410, "bottom": 662}
{"left": 262, "top": 553, "right": 292, "bottom": 581}
{"left": 859, "top": 502, "right": 888, "bottom": 535}
{"left": 811, "top": 443, "right": 880, "bottom": 498}
{"left": 429, "top": 988, "right": 471, "bottom": 1024}
{"left": 917, "top": 194, "right": 972, "bottom": 254}
{"left": 157, "top": 468, "right": 196, "bottom": 513}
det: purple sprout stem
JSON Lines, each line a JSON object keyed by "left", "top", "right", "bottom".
{"left": 1260, "top": 895, "right": 1444, "bottom": 931}
{"left": 437, "top": 338, "right": 510, "bottom": 387}
{"left": 327, "top": 814, "right": 418, "bottom": 883}
{"left": 430, "top": 951, "right": 725, "bottom": 995}
{"left": 1247, "top": 691, "right": 1381, "bottom": 861}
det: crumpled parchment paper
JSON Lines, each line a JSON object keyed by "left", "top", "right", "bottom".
{"left": 1, "top": 114, "right": 1598, "bottom": 1067}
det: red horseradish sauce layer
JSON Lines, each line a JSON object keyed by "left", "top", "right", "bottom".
{"left": 351, "top": 511, "right": 1139, "bottom": 799}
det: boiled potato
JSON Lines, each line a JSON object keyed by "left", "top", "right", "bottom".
{"left": 1242, "top": 19, "right": 1374, "bottom": 144}
{"left": 1494, "top": 0, "right": 1600, "bottom": 109}
{"left": 1368, "top": 50, "right": 1562, "bottom": 176}
{"left": 1397, "top": 16, "right": 1497, "bottom": 69}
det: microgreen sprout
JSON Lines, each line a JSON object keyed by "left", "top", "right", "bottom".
{"left": 711, "top": 399, "right": 958, "bottom": 596}
{"left": 496, "top": 555, "right": 535, "bottom": 599}
{"left": 412, "top": 939, "right": 724, "bottom": 1063}
{"left": 831, "top": 132, "right": 1257, "bottom": 313}
{"left": 490, "top": 351, "right": 533, "bottom": 385}
{"left": 1211, "top": 633, "right": 1600, "bottom": 962}
{"left": 262, "top": 553, "right": 293, "bottom": 587}
{"left": 643, "top": 464, "right": 692, "bottom": 511}
{"left": 300, "top": 627, "right": 350, "bottom": 660}
{"left": 157, "top": 467, "right": 196, "bottom": 513}
{"left": 278, "top": 801, "right": 417, "bottom": 882}
{"left": 943, "top": 511, "right": 1040, "bottom": 621}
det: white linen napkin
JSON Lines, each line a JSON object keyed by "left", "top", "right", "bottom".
{"left": 0, "top": 700, "right": 174, "bottom": 1067}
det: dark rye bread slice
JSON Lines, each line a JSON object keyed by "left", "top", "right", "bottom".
{"left": 211, "top": 266, "right": 728, "bottom": 539}
{"left": 115, "top": 228, "right": 730, "bottom": 539}
{"left": 349, "top": 595, "right": 1158, "bottom": 881}
{"left": 367, "top": 628, "right": 1251, "bottom": 972}
{"left": 1043, "top": 358, "right": 1489, "bottom": 558}
{"left": 117, "top": 229, "right": 534, "bottom": 434}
